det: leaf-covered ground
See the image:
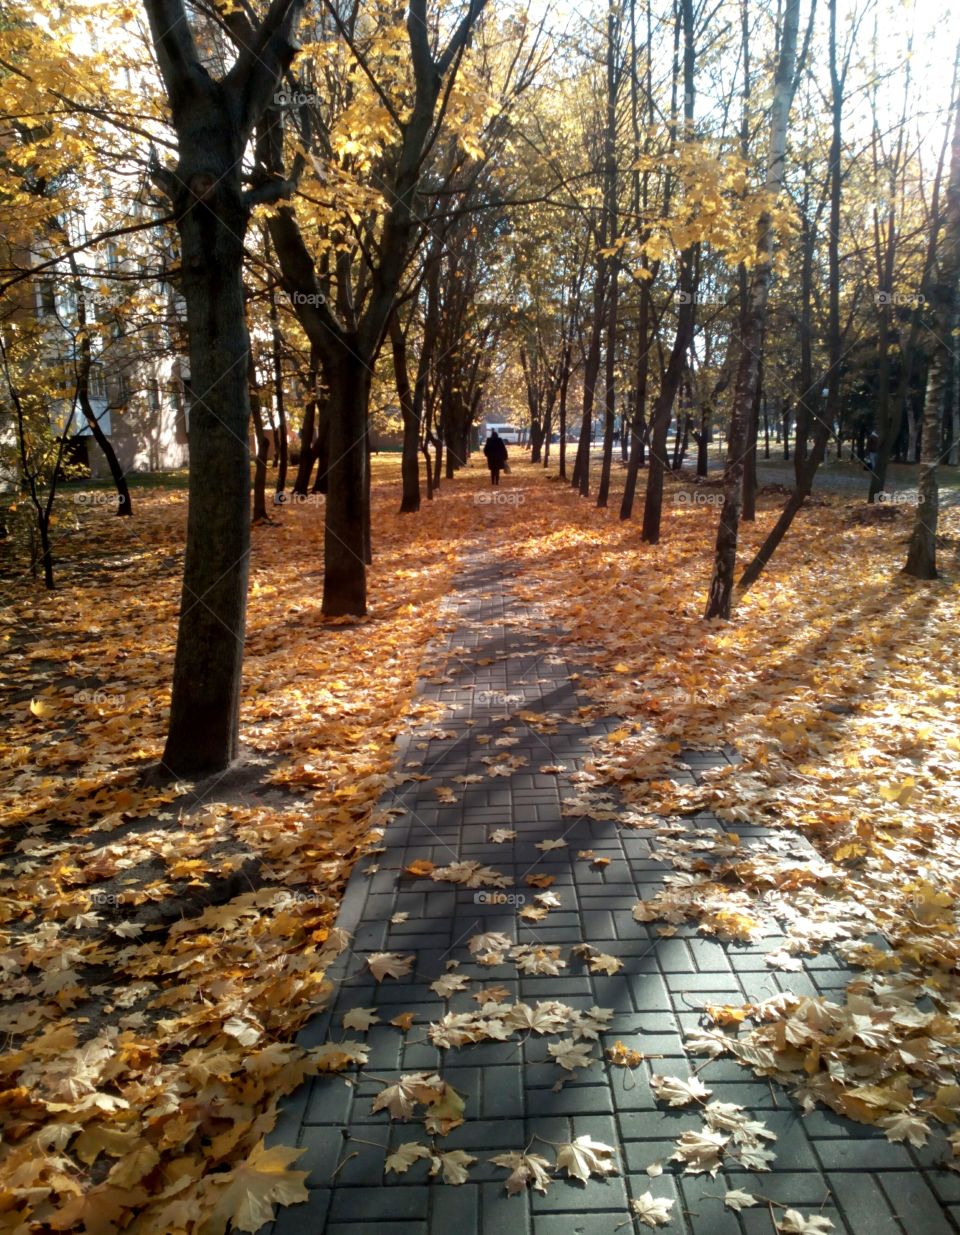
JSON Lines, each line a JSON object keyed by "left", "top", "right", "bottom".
{"left": 1, "top": 456, "right": 958, "bottom": 1233}
{"left": 0, "top": 460, "right": 462, "bottom": 1234}
{"left": 504, "top": 461, "right": 960, "bottom": 1161}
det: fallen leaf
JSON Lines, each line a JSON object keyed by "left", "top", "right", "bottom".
{"left": 368, "top": 952, "right": 415, "bottom": 981}
{"left": 630, "top": 1191, "right": 675, "bottom": 1227}
{"left": 555, "top": 1135, "right": 618, "bottom": 1183}
{"left": 489, "top": 1150, "right": 553, "bottom": 1195}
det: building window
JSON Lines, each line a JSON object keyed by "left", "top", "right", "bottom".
{"left": 108, "top": 369, "right": 130, "bottom": 405}
{"left": 89, "top": 365, "right": 107, "bottom": 401}
{"left": 36, "top": 278, "right": 57, "bottom": 317}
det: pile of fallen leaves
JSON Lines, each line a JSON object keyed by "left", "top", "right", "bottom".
{"left": 0, "top": 460, "right": 465, "bottom": 1234}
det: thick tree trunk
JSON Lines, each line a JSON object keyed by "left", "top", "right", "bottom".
{"left": 695, "top": 419, "right": 709, "bottom": 476}
{"left": 390, "top": 315, "right": 420, "bottom": 513}
{"left": 162, "top": 186, "right": 251, "bottom": 774}
{"left": 322, "top": 347, "right": 370, "bottom": 615}
{"left": 145, "top": 0, "right": 302, "bottom": 777}
{"left": 432, "top": 432, "right": 443, "bottom": 491}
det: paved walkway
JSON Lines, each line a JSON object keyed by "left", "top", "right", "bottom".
{"left": 260, "top": 550, "right": 959, "bottom": 1235}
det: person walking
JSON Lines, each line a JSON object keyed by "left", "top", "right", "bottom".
{"left": 483, "top": 429, "right": 509, "bottom": 486}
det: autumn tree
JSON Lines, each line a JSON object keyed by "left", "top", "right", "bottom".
{"left": 903, "top": 88, "right": 960, "bottom": 578}
{"left": 257, "top": 0, "right": 490, "bottom": 617}
{"left": 703, "top": 0, "right": 805, "bottom": 618}
{"left": 144, "top": 0, "right": 304, "bottom": 775}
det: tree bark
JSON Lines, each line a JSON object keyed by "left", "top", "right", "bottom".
{"left": 904, "top": 90, "right": 960, "bottom": 578}
{"left": 250, "top": 354, "right": 269, "bottom": 523}
{"left": 641, "top": 0, "right": 696, "bottom": 543}
{"left": 268, "top": 264, "right": 288, "bottom": 498}
{"left": 323, "top": 346, "right": 370, "bottom": 614}
{"left": 704, "top": 0, "right": 802, "bottom": 618}
{"left": 390, "top": 313, "right": 420, "bottom": 513}
{"left": 144, "top": 0, "right": 302, "bottom": 776}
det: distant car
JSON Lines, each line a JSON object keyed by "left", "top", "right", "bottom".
{"left": 483, "top": 423, "right": 522, "bottom": 445}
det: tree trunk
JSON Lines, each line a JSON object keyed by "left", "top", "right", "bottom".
{"left": 269, "top": 268, "right": 288, "bottom": 498}
{"left": 641, "top": 0, "right": 696, "bottom": 542}
{"left": 695, "top": 414, "right": 709, "bottom": 475}
{"left": 794, "top": 198, "right": 814, "bottom": 484}
{"left": 596, "top": 3, "right": 619, "bottom": 509}
{"left": 144, "top": 0, "right": 301, "bottom": 777}
{"left": 162, "top": 185, "right": 251, "bottom": 774}
{"left": 704, "top": 0, "right": 802, "bottom": 618}
{"left": 390, "top": 315, "right": 420, "bottom": 513}
{"left": 641, "top": 271, "right": 694, "bottom": 543}
{"left": 620, "top": 281, "right": 651, "bottom": 518}
{"left": 322, "top": 347, "right": 370, "bottom": 615}
{"left": 573, "top": 273, "right": 605, "bottom": 496}
{"left": 66, "top": 251, "right": 132, "bottom": 517}
{"left": 597, "top": 271, "right": 619, "bottom": 508}
{"left": 742, "top": 354, "right": 762, "bottom": 521}
{"left": 904, "top": 91, "right": 960, "bottom": 577}
{"left": 558, "top": 347, "right": 570, "bottom": 480}
{"left": 250, "top": 355, "right": 269, "bottom": 523}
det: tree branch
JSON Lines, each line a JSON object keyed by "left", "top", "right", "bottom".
{"left": 142, "top": 0, "right": 209, "bottom": 113}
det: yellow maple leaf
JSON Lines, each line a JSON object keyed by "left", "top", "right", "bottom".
{"left": 204, "top": 1141, "right": 308, "bottom": 1234}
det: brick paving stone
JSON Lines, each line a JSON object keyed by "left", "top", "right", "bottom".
{"left": 742, "top": 1210, "right": 848, "bottom": 1235}
{"left": 328, "top": 1185, "right": 429, "bottom": 1223}
{"left": 481, "top": 1182, "right": 531, "bottom": 1235}
{"left": 678, "top": 1173, "right": 742, "bottom": 1235}
{"left": 262, "top": 551, "right": 955, "bottom": 1235}
{"left": 876, "top": 1171, "right": 958, "bottom": 1234}
{"left": 828, "top": 1173, "right": 901, "bottom": 1235}
{"left": 271, "top": 1189, "right": 330, "bottom": 1235}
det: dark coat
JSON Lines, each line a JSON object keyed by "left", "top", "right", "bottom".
{"left": 484, "top": 434, "right": 508, "bottom": 467}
